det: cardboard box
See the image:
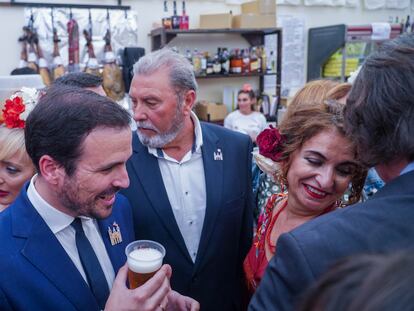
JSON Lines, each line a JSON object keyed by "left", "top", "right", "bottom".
{"left": 199, "top": 13, "right": 232, "bottom": 29}
{"left": 194, "top": 101, "right": 228, "bottom": 121}
{"left": 232, "top": 14, "right": 276, "bottom": 29}
{"left": 241, "top": 0, "right": 276, "bottom": 15}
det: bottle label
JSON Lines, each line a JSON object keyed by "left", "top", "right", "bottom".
{"left": 250, "top": 60, "right": 259, "bottom": 72}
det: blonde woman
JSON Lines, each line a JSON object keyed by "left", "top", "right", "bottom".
{"left": 0, "top": 88, "right": 37, "bottom": 211}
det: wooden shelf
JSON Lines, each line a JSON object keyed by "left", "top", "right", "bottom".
{"left": 150, "top": 27, "right": 282, "bottom": 50}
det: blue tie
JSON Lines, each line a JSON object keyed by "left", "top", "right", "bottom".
{"left": 71, "top": 218, "right": 109, "bottom": 309}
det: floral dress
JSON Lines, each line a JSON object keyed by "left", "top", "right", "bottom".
{"left": 244, "top": 193, "right": 287, "bottom": 295}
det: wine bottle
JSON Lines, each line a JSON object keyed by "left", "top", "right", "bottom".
{"left": 179, "top": 1, "right": 189, "bottom": 30}
{"left": 171, "top": 1, "right": 180, "bottom": 30}
{"left": 162, "top": 1, "right": 172, "bottom": 29}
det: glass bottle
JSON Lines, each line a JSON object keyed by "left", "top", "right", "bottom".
{"left": 179, "top": 1, "right": 189, "bottom": 30}
{"left": 249, "top": 47, "right": 259, "bottom": 73}
{"left": 171, "top": 1, "right": 181, "bottom": 30}
{"left": 162, "top": 1, "right": 172, "bottom": 29}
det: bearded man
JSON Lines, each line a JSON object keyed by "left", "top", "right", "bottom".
{"left": 121, "top": 48, "right": 254, "bottom": 311}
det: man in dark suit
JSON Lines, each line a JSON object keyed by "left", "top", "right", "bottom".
{"left": 249, "top": 33, "right": 414, "bottom": 311}
{"left": 122, "top": 48, "right": 254, "bottom": 311}
{"left": 0, "top": 86, "right": 197, "bottom": 311}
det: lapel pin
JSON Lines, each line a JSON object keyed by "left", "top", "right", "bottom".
{"left": 214, "top": 148, "right": 223, "bottom": 161}
{"left": 108, "top": 222, "right": 123, "bottom": 246}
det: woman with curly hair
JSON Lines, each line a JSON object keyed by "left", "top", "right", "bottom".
{"left": 243, "top": 85, "right": 367, "bottom": 297}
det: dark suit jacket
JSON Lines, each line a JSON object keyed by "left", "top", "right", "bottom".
{"left": 121, "top": 122, "right": 254, "bottom": 311}
{"left": 249, "top": 171, "right": 414, "bottom": 311}
{"left": 0, "top": 185, "right": 134, "bottom": 311}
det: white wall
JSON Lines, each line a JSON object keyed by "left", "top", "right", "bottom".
{"left": 0, "top": 0, "right": 411, "bottom": 101}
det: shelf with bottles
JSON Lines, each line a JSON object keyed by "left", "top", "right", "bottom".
{"left": 307, "top": 24, "right": 403, "bottom": 81}
{"left": 185, "top": 45, "right": 277, "bottom": 79}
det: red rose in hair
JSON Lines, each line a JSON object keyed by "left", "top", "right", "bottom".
{"left": 256, "top": 125, "right": 285, "bottom": 162}
{"left": 2, "top": 97, "right": 26, "bottom": 129}
{"left": 5, "top": 97, "right": 25, "bottom": 114}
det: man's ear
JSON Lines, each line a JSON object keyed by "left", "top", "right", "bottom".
{"left": 38, "top": 155, "right": 65, "bottom": 186}
{"left": 182, "top": 90, "right": 196, "bottom": 116}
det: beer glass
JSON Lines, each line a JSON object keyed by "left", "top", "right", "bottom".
{"left": 125, "top": 240, "right": 166, "bottom": 289}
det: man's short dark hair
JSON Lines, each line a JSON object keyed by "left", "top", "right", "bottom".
{"left": 345, "top": 33, "right": 414, "bottom": 166}
{"left": 54, "top": 72, "right": 103, "bottom": 88}
{"left": 25, "top": 85, "right": 130, "bottom": 176}
{"left": 10, "top": 67, "right": 37, "bottom": 75}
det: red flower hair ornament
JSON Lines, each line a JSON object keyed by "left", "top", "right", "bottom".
{"left": 256, "top": 125, "right": 285, "bottom": 162}
{"left": 254, "top": 125, "right": 286, "bottom": 176}
{"left": 0, "top": 87, "right": 39, "bottom": 129}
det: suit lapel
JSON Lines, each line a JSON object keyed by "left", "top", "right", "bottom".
{"left": 194, "top": 124, "right": 223, "bottom": 271}
{"left": 12, "top": 190, "right": 99, "bottom": 310}
{"left": 130, "top": 134, "right": 192, "bottom": 262}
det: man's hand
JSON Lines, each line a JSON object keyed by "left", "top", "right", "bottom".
{"left": 105, "top": 264, "right": 172, "bottom": 311}
{"left": 166, "top": 290, "right": 200, "bottom": 311}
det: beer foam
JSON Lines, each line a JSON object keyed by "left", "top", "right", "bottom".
{"left": 128, "top": 248, "right": 163, "bottom": 273}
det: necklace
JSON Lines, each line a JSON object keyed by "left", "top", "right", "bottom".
{"left": 266, "top": 198, "right": 288, "bottom": 253}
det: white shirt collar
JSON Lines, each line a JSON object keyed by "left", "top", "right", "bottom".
{"left": 147, "top": 111, "right": 203, "bottom": 159}
{"left": 27, "top": 174, "right": 92, "bottom": 234}
{"left": 400, "top": 161, "right": 414, "bottom": 176}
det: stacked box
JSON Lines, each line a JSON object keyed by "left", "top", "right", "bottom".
{"left": 194, "top": 101, "right": 228, "bottom": 121}
{"left": 233, "top": 0, "right": 276, "bottom": 29}
{"left": 199, "top": 13, "right": 233, "bottom": 29}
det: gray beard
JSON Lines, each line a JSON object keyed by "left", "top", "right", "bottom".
{"left": 136, "top": 106, "right": 185, "bottom": 148}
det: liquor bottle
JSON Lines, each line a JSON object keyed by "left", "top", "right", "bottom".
{"left": 256, "top": 46, "right": 262, "bottom": 73}
{"left": 201, "top": 52, "right": 207, "bottom": 75}
{"left": 171, "top": 1, "right": 181, "bottom": 30}
{"left": 405, "top": 15, "right": 410, "bottom": 32}
{"left": 185, "top": 48, "right": 192, "bottom": 64}
{"left": 192, "top": 49, "right": 202, "bottom": 75}
{"left": 206, "top": 53, "right": 214, "bottom": 75}
{"left": 269, "top": 50, "right": 276, "bottom": 73}
{"left": 221, "top": 48, "right": 230, "bottom": 74}
{"left": 162, "top": 1, "right": 172, "bottom": 29}
{"left": 234, "top": 49, "right": 243, "bottom": 74}
{"left": 179, "top": 1, "right": 189, "bottom": 30}
{"left": 249, "top": 47, "right": 259, "bottom": 73}
{"left": 213, "top": 50, "right": 221, "bottom": 74}
{"left": 242, "top": 48, "right": 250, "bottom": 74}
{"left": 260, "top": 46, "right": 267, "bottom": 73}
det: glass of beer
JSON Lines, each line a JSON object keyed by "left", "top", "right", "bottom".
{"left": 125, "top": 240, "right": 166, "bottom": 289}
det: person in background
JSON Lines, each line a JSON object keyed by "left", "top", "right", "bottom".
{"left": 297, "top": 251, "right": 414, "bottom": 311}
{"left": 249, "top": 32, "right": 414, "bottom": 311}
{"left": 122, "top": 48, "right": 253, "bottom": 311}
{"left": 54, "top": 72, "right": 106, "bottom": 96}
{"left": 252, "top": 79, "right": 340, "bottom": 225}
{"left": 54, "top": 72, "right": 137, "bottom": 132}
{"left": 0, "top": 87, "right": 37, "bottom": 211}
{"left": 0, "top": 85, "right": 198, "bottom": 311}
{"left": 224, "top": 84, "right": 267, "bottom": 143}
{"left": 244, "top": 98, "right": 366, "bottom": 297}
